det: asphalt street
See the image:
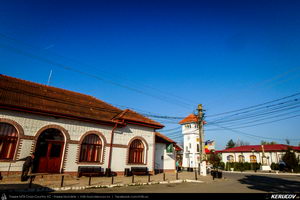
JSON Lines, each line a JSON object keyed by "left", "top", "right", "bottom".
{"left": 56, "top": 172, "right": 300, "bottom": 193}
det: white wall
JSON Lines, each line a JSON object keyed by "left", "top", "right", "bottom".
{"left": 111, "top": 125, "right": 155, "bottom": 172}
{"left": 154, "top": 142, "right": 175, "bottom": 170}
{"left": 0, "top": 109, "right": 156, "bottom": 173}
{"left": 155, "top": 143, "right": 165, "bottom": 170}
{"left": 221, "top": 151, "right": 298, "bottom": 165}
{"left": 182, "top": 123, "right": 201, "bottom": 168}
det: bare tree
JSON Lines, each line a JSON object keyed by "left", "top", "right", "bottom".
{"left": 237, "top": 140, "right": 250, "bottom": 146}
{"left": 261, "top": 141, "right": 277, "bottom": 145}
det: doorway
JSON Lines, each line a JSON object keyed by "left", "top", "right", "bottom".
{"left": 34, "top": 128, "right": 65, "bottom": 173}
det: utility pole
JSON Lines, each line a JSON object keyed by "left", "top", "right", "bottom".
{"left": 197, "top": 104, "right": 206, "bottom": 176}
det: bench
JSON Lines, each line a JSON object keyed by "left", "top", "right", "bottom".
{"left": 78, "top": 166, "right": 103, "bottom": 177}
{"left": 131, "top": 167, "right": 148, "bottom": 175}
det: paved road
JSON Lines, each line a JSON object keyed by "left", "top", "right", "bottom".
{"left": 56, "top": 172, "right": 300, "bottom": 193}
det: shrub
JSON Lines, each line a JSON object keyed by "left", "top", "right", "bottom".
{"left": 271, "top": 162, "right": 279, "bottom": 170}
{"left": 294, "top": 165, "right": 300, "bottom": 173}
{"left": 225, "top": 162, "right": 235, "bottom": 171}
{"left": 244, "top": 162, "right": 251, "bottom": 170}
{"left": 226, "top": 162, "right": 257, "bottom": 171}
{"left": 282, "top": 149, "right": 299, "bottom": 172}
{"left": 219, "top": 162, "right": 225, "bottom": 170}
{"left": 252, "top": 162, "right": 260, "bottom": 171}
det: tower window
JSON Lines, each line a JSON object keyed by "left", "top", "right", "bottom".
{"left": 185, "top": 124, "right": 191, "bottom": 128}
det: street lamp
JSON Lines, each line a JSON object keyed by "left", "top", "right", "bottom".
{"left": 251, "top": 148, "right": 255, "bottom": 171}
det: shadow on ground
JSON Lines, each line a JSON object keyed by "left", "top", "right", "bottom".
{"left": 0, "top": 183, "right": 54, "bottom": 192}
{"left": 238, "top": 175, "right": 300, "bottom": 193}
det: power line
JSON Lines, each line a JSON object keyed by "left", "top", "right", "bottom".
{"left": 0, "top": 82, "right": 186, "bottom": 130}
{"left": 207, "top": 100, "right": 300, "bottom": 125}
{"left": 160, "top": 126, "right": 181, "bottom": 132}
{"left": 0, "top": 86, "right": 122, "bottom": 114}
{"left": 207, "top": 106, "right": 300, "bottom": 128}
{"left": 206, "top": 91, "right": 300, "bottom": 118}
{"left": 164, "top": 131, "right": 182, "bottom": 137}
{"left": 208, "top": 65, "right": 300, "bottom": 113}
{"left": 206, "top": 113, "right": 300, "bottom": 131}
{"left": 208, "top": 123, "right": 300, "bottom": 141}
{"left": 209, "top": 98, "right": 300, "bottom": 123}
{"left": 142, "top": 114, "right": 184, "bottom": 120}
{"left": 0, "top": 33, "right": 195, "bottom": 109}
{"left": 2, "top": 33, "right": 300, "bottom": 136}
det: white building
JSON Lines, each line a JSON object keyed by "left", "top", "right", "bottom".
{"left": 179, "top": 114, "right": 202, "bottom": 169}
{"left": 0, "top": 75, "right": 178, "bottom": 176}
{"left": 218, "top": 144, "right": 300, "bottom": 165}
{"left": 154, "top": 132, "right": 181, "bottom": 173}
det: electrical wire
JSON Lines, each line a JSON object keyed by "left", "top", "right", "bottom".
{"left": 0, "top": 33, "right": 196, "bottom": 109}
{"left": 206, "top": 91, "right": 300, "bottom": 118}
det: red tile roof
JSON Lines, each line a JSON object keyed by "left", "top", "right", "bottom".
{"left": 155, "top": 132, "right": 176, "bottom": 144}
{"left": 155, "top": 132, "right": 183, "bottom": 151}
{"left": 178, "top": 113, "right": 207, "bottom": 125}
{"left": 179, "top": 114, "right": 198, "bottom": 124}
{"left": 0, "top": 74, "right": 164, "bottom": 128}
{"left": 114, "top": 109, "right": 164, "bottom": 128}
{"left": 218, "top": 144, "right": 300, "bottom": 153}
{"left": 175, "top": 144, "right": 183, "bottom": 151}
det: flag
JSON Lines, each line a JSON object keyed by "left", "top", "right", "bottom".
{"left": 204, "top": 140, "right": 215, "bottom": 153}
{"left": 167, "top": 144, "right": 173, "bottom": 153}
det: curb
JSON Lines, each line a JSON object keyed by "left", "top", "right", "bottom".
{"left": 185, "top": 179, "right": 203, "bottom": 183}
{"left": 5, "top": 179, "right": 203, "bottom": 192}
{"left": 222, "top": 171, "right": 300, "bottom": 176}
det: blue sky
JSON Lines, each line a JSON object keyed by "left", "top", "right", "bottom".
{"left": 1, "top": 0, "right": 300, "bottom": 149}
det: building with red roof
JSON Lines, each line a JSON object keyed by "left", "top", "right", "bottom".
{"left": 179, "top": 114, "right": 198, "bottom": 124}
{"left": 179, "top": 113, "right": 210, "bottom": 170}
{"left": 154, "top": 132, "right": 182, "bottom": 173}
{"left": 217, "top": 144, "right": 300, "bottom": 166}
{"left": 0, "top": 74, "right": 180, "bottom": 176}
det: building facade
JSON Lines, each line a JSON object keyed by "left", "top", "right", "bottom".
{"left": 0, "top": 75, "right": 178, "bottom": 176}
{"left": 218, "top": 144, "right": 300, "bottom": 166}
{"left": 179, "top": 114, "right": 202, "bottom": 169}
{"left": 154, "top": 132, "right": 178, "bottom": 173}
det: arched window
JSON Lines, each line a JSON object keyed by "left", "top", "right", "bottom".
{"left": 238, "top": 155, "right": 245, "bottom": 163}
{"left": 250, "top": 155, "right": 257, "bottom": 163}
{"left": 79, "top": 134, "right": 102, "bottom": 162}
{"left": 0, "top": 122, "right": 18, "bottom": 160}
{"left": 227, "top": 155, "right": 234, "bottom": 163}
{"left": 128, "top": 139, "right": 145, "bottom": 164}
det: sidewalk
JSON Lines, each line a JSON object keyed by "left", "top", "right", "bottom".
{"left": 222, "top": 170, "right": 300, "bottom": 176}
{"left": 0, "top": 171, "right": 213, "bottom": 192}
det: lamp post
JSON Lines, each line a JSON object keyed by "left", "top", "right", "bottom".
{"left": 251, "top": 148, "right": 255, "bottom": 171}
{"left": 260, "top": 145, "right": 271, "bottom": 171}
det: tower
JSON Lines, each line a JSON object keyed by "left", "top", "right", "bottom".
{"left": 179, "top": 114, "right": 200, "bottom": 169}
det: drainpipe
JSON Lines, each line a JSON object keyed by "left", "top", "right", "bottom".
{"left": 107, "top": 123, "right": 119, "bottom": 171}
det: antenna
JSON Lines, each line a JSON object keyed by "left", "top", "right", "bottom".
{"left": 47, "top": 69, "right": 52, "bottom": 86}
{"left": 237, "top": 137, "right": 240, "bottom": 147}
